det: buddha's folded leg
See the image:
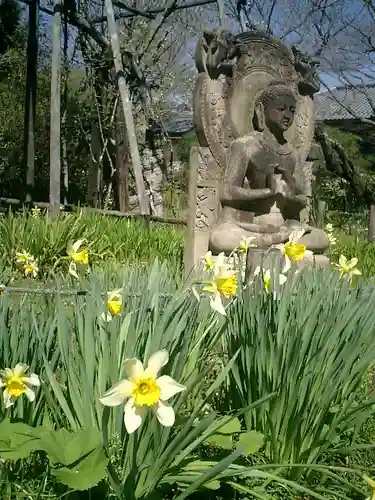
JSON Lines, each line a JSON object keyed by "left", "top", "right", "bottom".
{"left": 209, "top": 222, "right": 292, "bottom": 255}
{"left": 209, "top": 222, "right": 249, "bottom": 255}
{"left": 298, "top": 228, "right": 329, "bottom": 254}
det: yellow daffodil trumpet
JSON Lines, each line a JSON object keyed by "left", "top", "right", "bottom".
{"left": 274, "top": 229, "right": 313, "bottom": 273}
{"left": 67, "top": 239, "right": 89, "bottom": 279}
{"left": 101, "top": 288, "right": 123, "bottom": 322}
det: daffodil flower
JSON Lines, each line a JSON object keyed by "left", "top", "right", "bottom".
{"left": 237, "top": 236, "right": 256, "bottom": 254}
{"left": 31, "top": 207, "right": 42, "bottom": 218}
{"left": 100, "top": 350, "right": 185, "bottom": 434}
{"left": 325, "top": 223, "right": 337, "bottom": 245}
{"left": 334, "top": 254, "right": 361, "bottom": 282}
{"left": 67, "top": 239, "right": 89, "bottom": 279}
{"left": 101, "top": 288, "right": 123, "bottom": 322}
{"left": 254, "top": 267, "right": 287, "bottom": 294}
{"left": 24, "top": 260, "right": 38, "bottom": 278}
{"left": 363, "top": 475, "right": 375, "bottom": 500}
{"left": 274, "top": 229, "right": 313, "bottom": 273}
{"left": 15, "top": 251, "right": 34, "bottom": 265}
{"left": 202, "top": 271, "right": 237, "bottom": 316}
{"left": 202, "top": 251, "right": 227, "bottom": 274}
{"left": 0, "top": 364, "right": 40, "bottom": 408}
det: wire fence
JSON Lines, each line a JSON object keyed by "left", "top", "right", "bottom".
{"left": 0, "top": 285, "right": 175, "bottom": 299}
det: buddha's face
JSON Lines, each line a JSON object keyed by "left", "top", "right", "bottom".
{"left": 264, "top": 93, "right": 296, "bottom": 133}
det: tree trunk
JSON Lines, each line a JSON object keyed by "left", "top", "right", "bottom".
{"left": 49, "top": 0, "right": 61, "bottom": 217}
{"left": 368, "top": 205, "right": 375, "bottom": 242}
{"left": 61, "top": 1, "right": 69, "bottom": 205}
{"left": 104, "top": 0, "right": 149, "bottom": 215}
{"left": 115, "top": 100, "right": 129, "bottom": 212}
{"left": 87, "top": 125, "right": 102, "bottom": 207}
{"left": 23, "top": 0, "right": 38, "bottom": 202}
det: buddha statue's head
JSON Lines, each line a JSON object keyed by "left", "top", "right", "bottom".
{"left": 253, "top": 81, "right": 297, "bottom": 137}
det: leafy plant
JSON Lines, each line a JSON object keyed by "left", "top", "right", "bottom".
{"left": 224, "top": 269, "right": 375, "bottom": 472}
{"left": 0, "top": 420, "right": 108, "bottom": 490}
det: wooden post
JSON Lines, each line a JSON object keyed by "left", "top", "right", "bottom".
{"left": 24, "top": 0, "right": 38, "bottom": 202}
{"left": 368, "top": 205, "right": 375, "bottom": 242}
{"left": 49, "top": 0, "right": 62, "bottom": 217}
{"left": 105, "top": 0, "right": 149, "bottom": 215}
{"left": 184, "top": 148, "right": 198, "bottom": 277}
{"left": 315, "top": 200, "right": 326, "bottom": 229}
{"left": 115, "top": 100, "right": 130, "bottom": 212}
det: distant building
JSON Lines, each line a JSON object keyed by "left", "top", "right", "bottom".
{"left": 161, "top": 114, "right": 194, "bottom": 138}
{"left": 314, "top": 84, "right": 375, "bottom": 133}
{"left": 163, "top": 84, "right": 375, "bottom": 138}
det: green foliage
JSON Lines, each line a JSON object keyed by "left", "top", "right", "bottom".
{"left": 315, "top": 126, "right": 375, "bottom": 212}
{"left": 325, "top": 213, "right": 375, "bottom": 278}
{"left": 0, "top": 421, "right": 108, "bottom": 490}
{"left": 0, "top": 261, "right": 282, "bottom": 499}
{"left": 224, "top": 270, "right": 375, "bottom": 471}
{"left": 0, "top": 211, "right": 184, "bottom": 278}
{"left": 329, "top": 231, "right": 375, "bottom": 278}
{"left": 0, "top": 0, "right": 25, "bottom": 56}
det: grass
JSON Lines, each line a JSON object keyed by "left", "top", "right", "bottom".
{"left": 0, "top": 210, "right": 184, "bottom": 281}
{"left": 0, "top": 212, "right": 375, "bottom": 498}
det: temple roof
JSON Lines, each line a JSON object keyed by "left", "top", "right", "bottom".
{"left": 315, "top": 84, "right": 375, "bottom": 121}
{"left": 161, "top": 114, "right": 194, "bottom": 136}
{"left": 162, "top": 84, "right": 375, "bottom": 135}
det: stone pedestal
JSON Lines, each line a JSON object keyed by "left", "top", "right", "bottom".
{"left": 245, "top": 247, "right": 330, "bottom": 280}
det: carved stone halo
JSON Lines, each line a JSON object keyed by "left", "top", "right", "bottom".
{"left": 227, "top": 33, "right": 315, "bottom": 166}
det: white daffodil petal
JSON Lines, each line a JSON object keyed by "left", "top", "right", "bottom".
{"left": 13, "top": 364, "right": 28, "bottom": 376}
{"left": 282, "top": 256, "right": 291, "bottom": 273}
{"left": 124, "top": 397, "right": 146, "bottom": 434}
{"left": 279, "top": 274, "right": 288, "bottom": 285}
{"left": 209, "top": 292, "right": 226, "bottom": 316}
{"left": 0, "top": 380, "right": 5, "bottom": 388}
{"left": 146, "top": 350, "right": 169, "bottom": 378}
{"left": 289, "top": 228, "right": 306, "bottom": 242}
{"left": 157, "top": 375, "right": 186, "bottom": 401}
{"left": 24, "top": 387, "right": 35, "bottom": 402}
{"left": 339, "top": 255, "right": 347, "bottom": 267}
{"left": 191, "top": 286, "right": 200, "bottom": 302}
{"left": 72, "top": 239, "right": 85, "bottom": 253}
{"left": 108, "top": 288, "right": 123, "bottom": 301}
{"left": 348, "top": 258, "right": 359, "bottom": 269}
{"left": 3, "top": 389, "right": 13, "bottom": 409}
{"left": 99, "top": 379, "right": 135, "bottom": 406}
{"left": 351, "top": 269, "right": 362, "bottom": 276}
{"left": 304, "top": 250, "right": 314, "bottom": 259}
{"left": 124, "top": 358, "right": 144, "bottom": 381}
{"left": 23, "top": 373, "right": 40, "bottom": 387}
{"left": 253, "top": 266, "right": 261, "bottom": 277}
{"left": 68, "top": 262, "right": 79, "bottom": 279}
{"left": 215, "top": 252, "right": 226, "bottom": 270}
{"left": 153, "top": 400, "right": 175, "bottom": 427}
{"left": 100, "top": 312, "right": 110, "bottom": 322}
{"left": 1, "top": 368, "right": 13, "bottom": 378}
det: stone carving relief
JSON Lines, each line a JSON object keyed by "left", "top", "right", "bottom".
{"left": 185, "top": 29, "right": 327, "bottom": 268}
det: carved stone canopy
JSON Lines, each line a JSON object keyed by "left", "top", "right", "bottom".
{"left": 193, "top": 30, "right": 320, "bottom": 175}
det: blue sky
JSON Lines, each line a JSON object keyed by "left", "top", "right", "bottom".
{"left": 37, "top": 3, "right": 372, "bottom": 93}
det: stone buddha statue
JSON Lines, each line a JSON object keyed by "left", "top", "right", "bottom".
{"left": 209, "top": 81, "right": 329, "bottom": 256}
